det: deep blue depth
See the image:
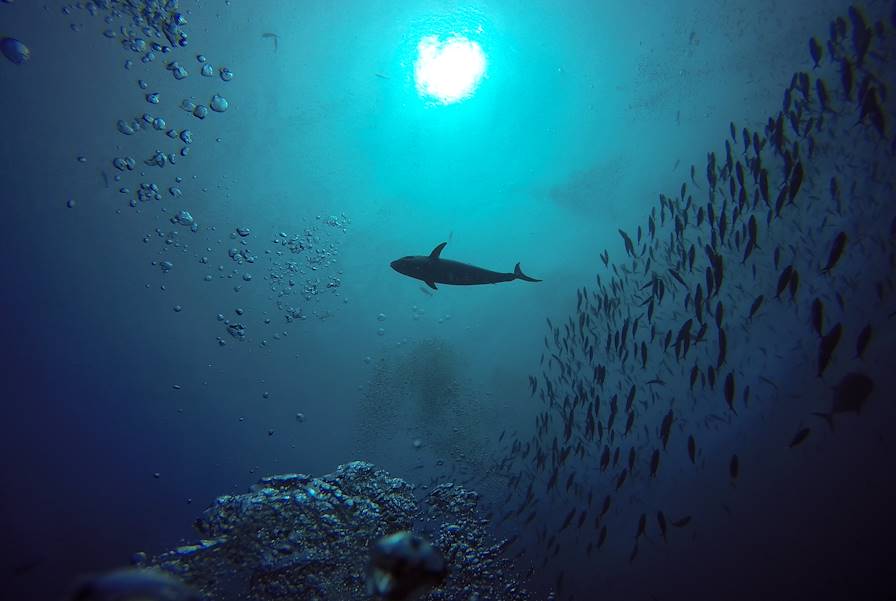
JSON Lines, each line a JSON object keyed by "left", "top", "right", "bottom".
{"left": 1, "top": 2, "right": 895, "bottom": 600}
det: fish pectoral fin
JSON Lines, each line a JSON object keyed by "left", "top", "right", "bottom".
{"left": 425, "top": 281, "right": 438, "bottom": 290}
{"left": 429, "top": 242, "right": 448, "bottom": 259}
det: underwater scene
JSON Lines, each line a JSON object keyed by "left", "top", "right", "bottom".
{"left": 1, "top": 1, "right": 895, "bottom": 600}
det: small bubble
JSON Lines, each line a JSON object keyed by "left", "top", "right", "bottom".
{"left": 210, "top": 94, "right": 229, "bottom": 112}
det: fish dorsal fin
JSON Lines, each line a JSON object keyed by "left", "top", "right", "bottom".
{"left": 429, "top": 242, "right": 447, "bottom": 259}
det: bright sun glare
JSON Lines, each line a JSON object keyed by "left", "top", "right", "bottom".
{"left": 414, "top": 35, "right": 486, "bottom": 105}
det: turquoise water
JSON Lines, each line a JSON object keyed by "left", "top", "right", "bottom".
{"left": 1, "top": 1, "right": 894, "bottom": 600}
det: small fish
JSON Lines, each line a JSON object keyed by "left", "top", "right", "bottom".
{"left": 724, "top": 372, "right": 736, "bottom": 414}
{"left": 821, "top": 372, "right": 874, "bottom": 420}
{"left": 788, "top": 268, "right": 800, "bottom": 301}
{"left": 848, "top": 6, "right": 871, "bottom": 65}
{"left": 748, "top": 295, "right": 764, "bottom": 320}
{"left": 261, "top": 32, "right": 279, "bottom": 52}
{"left": 776, "top": 266, "right": 793, "bottom": 298}
{"left": 671, "top": 515, "right": 692, "bottom": 528}
{"left": 560, "top": 507, "right": 577, "bottom": 531}
{"left": 729, "top": 454, "right": 740, "bottom": 481}
{"left": 855, "top": 324, "right": 872, "bottom": 359}
{"left": 618, "top": 229, "right": 635, "bottom": 257}
{"left": 635, "top": 513, "right": 646, "bottom": 540}
{"left": 660, "top": 409, "right": 674, "bottom": 449}
{"left": 808, "top": 37, "right": 822, "bottom": 68}
{"left": 810, "top": 298, "right": 824, "bottom": 337}
{"left": 789, "top": 427, "right": 811, "bottom": 448}
{"left": 687, "top": 435, "right": 696, "bottom": 464}
{"left": 816, "top": 78, "right": 832, "bottom": 113}
{"left": 615, "top": 468, "right": 628, "bottom": 490}
{"left": 649, "top": 449, "right": 660, "bottom": 478}
{"left": 821, "top": 232, "right": 847, "bottom": 274}
{"left": 12, "top": 555, "right": 45, "bottom": 577}
{"left": 817, "top": 323, "right": 843, "bottom": 377}
{"left": 657, "top": 511, "right": 668, "bottom": 542}
{"left": 840, "top": 58, "right": 854, "bottom": 101}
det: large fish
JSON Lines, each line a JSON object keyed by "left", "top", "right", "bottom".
{"left": 391, "top": 242, "right": 541, "bottom": 289}
{"left": 812, "top": 372, "right": 874, "bottom": 430}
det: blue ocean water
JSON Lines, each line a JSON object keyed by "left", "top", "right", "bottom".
{"left": 1, "top": 1, "right": 894, "bottom": 600}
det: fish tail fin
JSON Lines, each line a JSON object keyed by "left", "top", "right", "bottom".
{"left": 514, "top": 263, "right": 542, "bottom": 283}
{"left": 811, "top": 411, "right": 834, "bottom": 432}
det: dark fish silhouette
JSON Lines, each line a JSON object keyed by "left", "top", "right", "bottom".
{"left": 660, "top": 409, "right": 674, "bottom": 449}
{"left": 840, "top": 58, "right": 854, "bottom": 101}
{"left": 724, "top": 372, "right": 736, "bottom": 414}
{"left": 821, "top": 232, "right": 847, "bottom": 274}
{"left": 811, "top": 298, "right": 824, "bottom": 337}
{"left": 748, "top": 295, "right": 764, "bottom": 320}
{"left": 809, "top": 37, "right": 823, "bottom": 68}
{"left": 817, "top": 323, "right": 843, "bottom": 376}
{"left": 657, "top": 511, "right": 668, "bottom": 542}
{"left": 687, "top": 435, "right": 696, "bottom": 464}
{"left": 776, "top": 265, "right": 794, "bottom": 298}
{"left": 560, "top": 507, "right": 577, "bottom": 531}
{"left": 848, "top": 5, "right": 871, "bottom": 65}
{"left": 789, "top": 427, "right": 811, "bottom": 448}
{"left": 635, "top": 513, "right": 646, "bottom": 540}
{"left": 855, "top": 324, "right": 872, "bottom": 359}
{"left": 615, "top": 468, "right": 628, "bottom": 490}
{"left": 262, "top": 32, "right": 279, "bottom": 52}
{"left": 671, "top": 516, "right": 692, "bottom": 528}
{"left": 619, "top": 229, "right": 636, "bottom": 257}
{"left": 391, "top": 242, "right": 540, "bottom": 289}
{"left": 813, "top": 372, "right": 875, "bottom": 430}
{"left": 729, "top": 454, "right": 740, "bottom": 481}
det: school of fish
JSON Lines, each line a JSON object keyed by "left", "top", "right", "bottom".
{"left": 491, "top": 5, "right": 894, "bottom": 599}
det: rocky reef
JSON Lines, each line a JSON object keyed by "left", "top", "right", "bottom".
{"left": 139, "top": 462, "right": 537, "bottom": 601}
